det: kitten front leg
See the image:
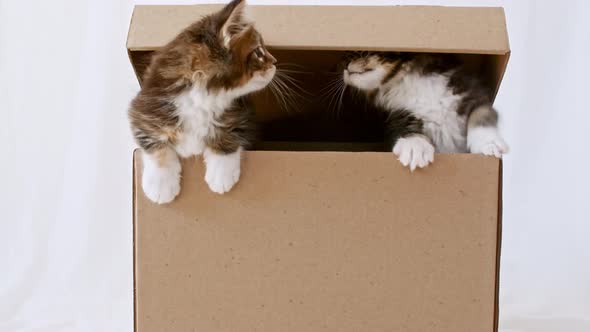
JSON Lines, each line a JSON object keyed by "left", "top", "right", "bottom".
{"left": 142, "top": 147, "right": 182, "bottom": 204}
{"left": 203, "top": 147, "right": 242, "bottom": 194}
{"left": 467, "top": 105, "right": 509, "bottom": 157}
{"left": 387, "top": 110, "right": 435, "bottom": 171}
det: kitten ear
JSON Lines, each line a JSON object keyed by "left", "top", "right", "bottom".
{"left": 218, "top": 0, "right": 251, "bottom": 48}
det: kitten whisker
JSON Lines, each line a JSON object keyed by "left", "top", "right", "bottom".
{"left": 270, "top": 80, "right": 291, "bottom": 112}
{"left": 276, "top": 69, "right": 313, "bottom": 75}
{"left": 270, "top": 74, "right": 303, "bottom": 113}
{"left": 274, "top": 75, "right": 304, "bottom": 102}
{"left": 275, "top": 71, "right": 310, "bottom": 96}
{"left": 277, "top": 62, "right": 307, "bottom": 69}
{"left": 337, "top": 83, "right": 347, "bottom": 116}
{"left": 335, "top": 82, "right": 348, "bottom": 116}
{"left": 318, "top": 76, "right": 344, "bottom": 94}
{"left": 318, "top": 80, "right": 343, "bottom": 107}
{"left": 319, "top": 78, "right": 343, "bottom": 101}
{"left": 270, "top": 76, "right": 297, "bottom": 113}
{"left": 276, "top": 69, "right": 309, "bottom": 90}
{"left": 268, "top": 73, "right": 294, "bottom": 112}
{"left": 324, "top": 79, "right": 345, "bottom": 116}
{"left": 268, "top": 81, "right": 288, "bottom": 113}
{"left": 321, "top": 71, "right": 342, "bottom": 75}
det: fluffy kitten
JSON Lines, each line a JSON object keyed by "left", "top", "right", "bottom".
{"left": 129, "top": 0, "right": 276, "bottom": 204}
{"left": 342, "top": 53, "right": 508, "bottom": 170}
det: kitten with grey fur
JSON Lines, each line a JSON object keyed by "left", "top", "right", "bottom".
{"left": 342, "top": 52, "right": 508, "bottom": 170}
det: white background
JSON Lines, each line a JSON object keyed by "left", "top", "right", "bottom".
{"left": 1, "top": 0, "right": 589, "bottom": 331}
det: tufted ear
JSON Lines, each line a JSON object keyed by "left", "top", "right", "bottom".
{"left": 218, "top": 0, "right": 251, "bottom": 48}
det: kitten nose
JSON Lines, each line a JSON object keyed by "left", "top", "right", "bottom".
{"left": 268, "top": 53, "right": 277, "bottom": 65}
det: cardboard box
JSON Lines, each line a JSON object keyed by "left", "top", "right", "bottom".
{"left": 128, "top": 4, "right": 508, "bottom": 332}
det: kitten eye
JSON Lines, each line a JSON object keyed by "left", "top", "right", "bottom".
{"left": 348, "top": 68, "right": 374, "bottom": 75}
{"left": 254, "top": 46, "right": 264, "bottom": 58}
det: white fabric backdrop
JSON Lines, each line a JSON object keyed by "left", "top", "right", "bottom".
{"left": 1, "top": 0, "right": 588, "bottom": 331}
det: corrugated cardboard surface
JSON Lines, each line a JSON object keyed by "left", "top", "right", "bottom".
{"left": 128, "top": 5, "right": 509, "bottom": 54}
{"left": 134, "top": 151, "right": 501, "bottom": 332}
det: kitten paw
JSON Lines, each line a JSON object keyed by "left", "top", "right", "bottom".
{"left": 393, "top": 135, "right": 435, "bottom": 171}
{"left": 468, "top": 127, "right": 509, "bottom": 158}
{"left": 204, "top": 150, "right": 241, "bottom": 194}
{"left": 472, "top": 139, "right": 509, "bottom": 157}
{"left": 142, "top": 165, "right": 181, "bottom": 204}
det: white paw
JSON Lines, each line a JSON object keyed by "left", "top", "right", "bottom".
{"left": 393, "top": 135, "right": 435, "bottom": 171}
{"left": 468, "top": 127, "right": 509, "bottom": 158}
{"left": 472, "top": 139, "right": 509, "bottom": 157}
{"left": 204, "top": 149, "right": 241, "bottom": 194}
{"left": 142, "top": 164, "right": 181, "bottom": 204}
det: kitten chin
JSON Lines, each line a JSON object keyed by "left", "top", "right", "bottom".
{"left": 128, "top": 0, "right": 276, "bottom": 204}
{"left": 342, "top": 52, "right": 508, "bottom": 170}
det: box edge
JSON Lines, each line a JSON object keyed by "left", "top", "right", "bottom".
{"left": 494, "top": 158, "right": 503, "bottom": 332}
{"left": 491, "top": 7, "right": 511, "bottom": 101}
{"left": 132, "top": 148, "right": 139, "bottom": 332}
{"left": 127, "top": 6, "right": 143, "bottom": 84}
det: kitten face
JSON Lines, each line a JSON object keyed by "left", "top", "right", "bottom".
{"left": 146, "top": 0, "right": 276, "bottom": 96}
{"left": 203, "top": 0, "right": 276, "bottom": 95}
{"left": 224, "top": 27, "right": 277, "bottom": 95}
{"left": 342, "top": 54, "right": 397, "bottom": 91}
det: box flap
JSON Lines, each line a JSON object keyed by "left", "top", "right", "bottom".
{"left": 126, "top": 5, "right": 510, "bottom": 102}
{"left": 133, "top": 151, "right": 501, "bottom": 331}
{"left": 128, "top": 5, "right": 509, "bottom": 54}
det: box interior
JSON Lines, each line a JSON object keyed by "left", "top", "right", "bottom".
{"left": 130, "top": 49, "right": 508, "bottom": 152}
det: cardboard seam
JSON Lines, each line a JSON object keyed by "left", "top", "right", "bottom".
{"left": 128, "top": 45, "right": 509, "bottom": 55}
{"left": 491, "top": 51, "right": 511, "bottom": 102}
{"left": 132, "top": 149, "right": 138, "bottom": 332}
{"left": 499, "top": 7, "right": 512, "bottom": 53}
{"left": 494, "top": 158, "right": 504, "bottom": 332}
{"left": 490, "top": 7, "right": 510, "bottom": 102}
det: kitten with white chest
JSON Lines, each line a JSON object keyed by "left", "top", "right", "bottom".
{"left": 342, "top": 53, "right": 508, "bottom": 170}
{"left": 128, "top": 0, "right": 276, "bottom": 204}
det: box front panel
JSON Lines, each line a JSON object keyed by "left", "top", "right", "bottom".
{"left": 134, "top": 151, "right": 500, "bottom": 332}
